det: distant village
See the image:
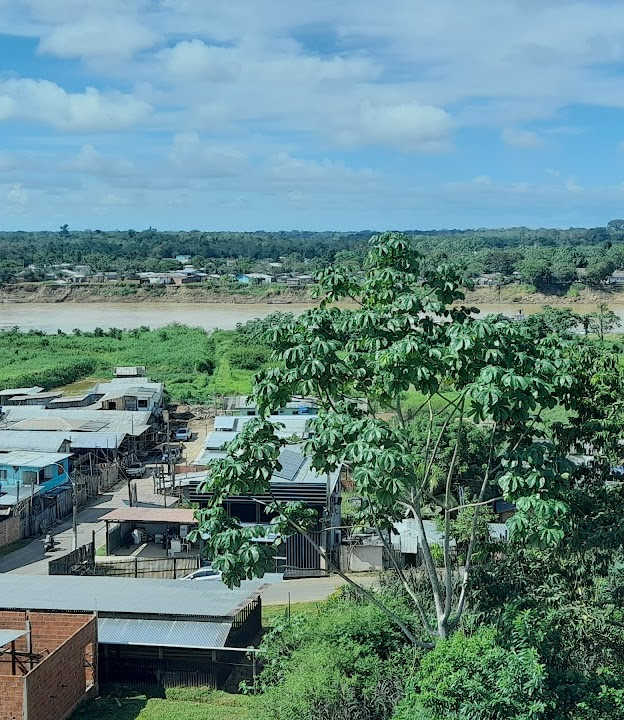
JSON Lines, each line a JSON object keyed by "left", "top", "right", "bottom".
{"left": 10, "top": 253, "right": 318, "bottom": 289}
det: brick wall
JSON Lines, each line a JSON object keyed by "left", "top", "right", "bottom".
{"left": 0, "top": 675, "right": 24, "bottom": 720}
{"left": 0, "top": 516, "right": 20, "bottom": 549}
{"left": 0, "top": 611, "right": 97, "bottom": 720}
{"left": 24, "top": 617, "right": 97, "bottom": 720}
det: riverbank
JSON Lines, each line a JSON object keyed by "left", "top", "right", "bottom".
{"left": 2, "top": 281, "right": 624, "bottom": 306}
{"left": 0, "top": 282, "right": 315, "bottom": 304}
{"left": 463, "top": 284, "right": 624, "bottom": 305}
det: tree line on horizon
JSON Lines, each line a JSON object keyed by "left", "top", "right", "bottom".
{"left": 2, "top": 221, "right": 624, "bottom": 289}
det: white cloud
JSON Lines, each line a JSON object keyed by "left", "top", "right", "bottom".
{"left": 160, "top": 40, "right": 240, "bottom": 82}
{"left": 37, "top": 14, "right": 157, "bottom": 61}
{"left": 168, "top": 132, "right": 248, "bottom": 177}
{"left": 7, "top": 183, "right": 28, "bottom": 207}
{"left": 502, "top": 128, "right": 545, "bottom": 149}
{"left": 0, "top": 78, "right": 150, "bottom": 131}
{"left": 335, "top": 102, "right": 452, "bottom": 151}
{"left": 65, "top": 144, "right": 137, "bottom": 178}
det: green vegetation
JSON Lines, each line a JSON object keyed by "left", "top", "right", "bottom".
{"left": 71, "top": 687, "right": 259, "bottom": 720}
{"left": 0, "top": 323, "right": 275, "bottom": 403}
{"left": 197, "top": 233, "right": 624, "bottom": 718}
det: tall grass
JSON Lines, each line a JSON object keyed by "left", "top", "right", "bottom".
{"left": 0, "top": 325, "right": 263, "bottom": 403}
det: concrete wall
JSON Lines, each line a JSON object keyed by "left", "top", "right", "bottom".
{"left": 340, "top": 544, "right": 384, "bottom": 572}
{"left": 0, "top": 611, "right": 97, "bottom": 720}
{"left": 0, "top": 516, "right": 20, "bottom": 549}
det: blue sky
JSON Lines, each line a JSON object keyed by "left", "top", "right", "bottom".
{"left": 1, "top": 0, "right": 624, "bottom": 231}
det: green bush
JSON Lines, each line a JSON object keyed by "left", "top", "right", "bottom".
{"left": 393, "top": 628, "right": 548, "bottom": 720}
{"left": 258, "top": 595, "right": 413, "bottom": 720}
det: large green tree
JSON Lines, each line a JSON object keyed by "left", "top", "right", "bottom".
{"left": 196, "top": 232, "right": 583, "bottom": 645}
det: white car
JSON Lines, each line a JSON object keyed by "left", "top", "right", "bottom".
{"left": 181, "top": 567, "right": 222, "bottom": 581}
{"left": 125, "top": 461, "right": 146, "bottom": 478}
{"left": 174, "top": 427, "right": 192, "bottom": 441}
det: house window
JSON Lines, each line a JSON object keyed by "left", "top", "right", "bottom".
{"left": 43, "top": 465, "right": 55, "bottom": 480}
{"left": 22, "top": 471, "right": 38, "bottom": 486}
{"left": 0, "top": 469, "right": 6, "bottom": 480}
{"left": 138, "top": 399, "right": 148, "bottom": 408}
{"left": 246, "top": 410, "right": 255, "bottom": 416}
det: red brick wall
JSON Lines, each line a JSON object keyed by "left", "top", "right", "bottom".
{"left": 0, "top": 612, "right": 97, "bottom": 720}
{"left": 0, "top": 675, "right": 24, "bottom": 720}
{"left": 24, "top": 617, "right": 97, "bottom": 720}
{"left": 0, "top": 516, "right": 21, "bottom": 549}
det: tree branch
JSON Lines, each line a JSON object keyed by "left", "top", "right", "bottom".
{"left": 374, "top": 526, "right": 435, "bottom": 636}
{"left": 442, "top": 401, "right": 464, "bottom": 624}
{"left": 256, "top": 492, "right": 433, "bottom": 648}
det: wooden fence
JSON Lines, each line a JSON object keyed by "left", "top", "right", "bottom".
{"left": 18, "top": 474, "right": 100, "bottom": 539}
{"left": 49, "top": 541, "right": 96, "bottom": 575}
{"left": 49, "top": 544, "right": 200, "bottom": 579}
{"left": 95, "top": 555, "right": 200, "bottom": 579}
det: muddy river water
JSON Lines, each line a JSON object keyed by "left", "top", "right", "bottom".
{"left": 0, "top": 301, "right": 622, "bottom": 333}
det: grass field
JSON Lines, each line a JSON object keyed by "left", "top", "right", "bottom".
{"left": 71, "top": 688, "right": 260, "bottom": 720}
{"left": 70, "top": 602, "right": 324, "bottom": 720}
{"left": 0, "top": 326, "right": 262, "bottom": 403}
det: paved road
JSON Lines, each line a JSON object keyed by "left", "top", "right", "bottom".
{"left": 261, "top": 573, "right": 378, "bottom": 605}
{"left": 0, "top": 476, "right": 154, "bottom": 575}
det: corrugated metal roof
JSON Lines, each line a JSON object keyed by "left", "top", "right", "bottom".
{"left": 214, "top": 416, "right": 236, "bottom": 430}
{"left": 0, "top": 629, "right": 28, "bottom": 647}
{"left": 192, "top": 449, "right": 226, "bottom": 465}
{"left": 98, "top": 617, "right": 232, "bottom": 649}
{"left": 100, "top": 507, "right": 197, "bottom": 524}
{"left": 0, "top": 387, "right": 44, "bottom": 397}
{"left": 68, "top": 432, "right": 126, "bottom": 449}
{"left": 0, "top": 430, "right": 71, "bottom": 452}
{"left": 0, "top": 575, "right": 268, "bottom": 618}
{"left": 204, "top": 431, "right": 237, "bottom": 449}
{"left": 0, "top": 451, "right": 72, "bottom": 468}
{"left": 2, "top": 407, "right": 152, "bottom": 424}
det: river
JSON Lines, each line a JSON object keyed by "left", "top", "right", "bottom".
{"left": 0, "top": 301, "right": 622, "bottom": 333}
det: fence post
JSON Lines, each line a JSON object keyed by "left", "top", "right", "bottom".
{"left": 135, "top": 557, "right": 138, "bottom": 578}
{"left": 174, "top": 556, "right": 177, "bottom": 579}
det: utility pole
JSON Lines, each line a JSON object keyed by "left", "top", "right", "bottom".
{"left": 71, "top": 473, "right": 78, "bottom": 550}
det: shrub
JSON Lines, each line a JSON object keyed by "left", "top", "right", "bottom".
{"left": 392, "top": 628, "right": 549, "bottom": 720}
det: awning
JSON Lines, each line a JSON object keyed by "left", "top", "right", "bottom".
{"left": 97, "top": 617, "right": 232, "bottom": 649}
{"left": 0, "top": 629, "right": 28, "bottom": 647}
{"left": 100, "top": 507, "right": 197, "bottom": 524}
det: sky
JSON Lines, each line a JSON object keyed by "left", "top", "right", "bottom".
{"left": 1, "top": 1, "right": 624, "bottom": 231}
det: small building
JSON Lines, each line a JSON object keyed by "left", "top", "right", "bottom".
{"left": 222, "top": 395, "right": 319, "bottom": 417}
{"left": 236, "top": 273, "right": 274, "bottom": 285}
{"left": 187, "top": 444, "right": 341, "bottom": 578}
{"left": 114, "top": 366, "right": 146, "bottom": 378}
{"left": 0, "top": 610, "right": 97, "bottom": 720}
{"left": 0, "top": 387, "right": 44, "bottom": 403}
{"left": 3, "top": 391, "right": 63, "bottom": 407}
{"left": 609, "top": 270, "right": 624, "bottom": 284}
{"left": 474, "top": 273, "right": 504, "bottom": 287}
{"left": 47, "top": 392, "right": 103, "bottom": 409}
{"left": 100, "top": 507, "right": 199, "bottom": 557}
{"left": 0, "top": 575, "right": 266, "bottom": 688}
{"left": 93, "top": 379, "right": 164, "bottom": 412}
{"left": 0, "top": 451, "right": 72, "bottom": 493}
{"left": 0, "top": 430, "right": 72, "bottom": 454}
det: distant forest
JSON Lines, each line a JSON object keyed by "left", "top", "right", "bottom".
{"left": 3, "top": 221, "right": 624, "bottom": 289}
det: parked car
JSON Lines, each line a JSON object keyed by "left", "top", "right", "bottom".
{"left": 174, "top": 427, "right": 192, "bottom": 441}
{"left": 125, "top": 461, "right": 146, "bottom": 478}
{"left": 161, "top": 447, "right": 182, "bottom": 464}
{"left": 181, "top": 567, "right": 222, "bottom": 581}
